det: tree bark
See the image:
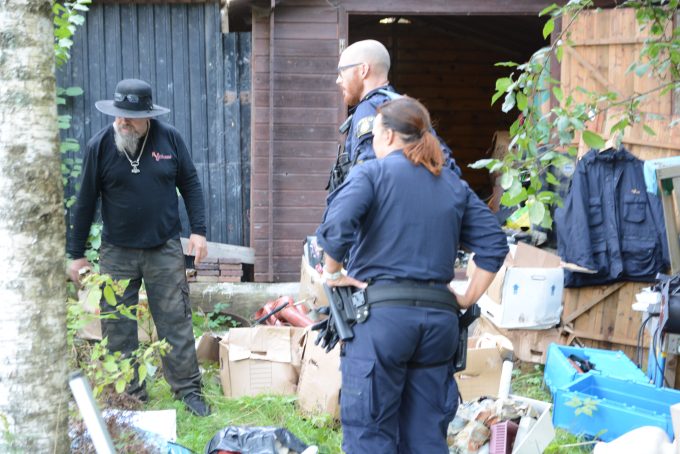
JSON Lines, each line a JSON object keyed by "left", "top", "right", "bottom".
{"left": 0, "top": 0, "right": 69, "bottom": 451}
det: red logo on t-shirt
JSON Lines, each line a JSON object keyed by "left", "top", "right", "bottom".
{"left": 152, "top": 151, "right": 172, "bottom": 161}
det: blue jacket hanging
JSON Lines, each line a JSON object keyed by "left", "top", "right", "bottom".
{"left": 555, "top": 147, "right": 669, "bottom": 287}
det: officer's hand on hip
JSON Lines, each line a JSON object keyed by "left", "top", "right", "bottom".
{"left": 68, "top": 257, "right": 92, "bottom": 285}
{"left": 187, "top": 234, "right": 208, "bottom": 265}
{"left": 325, "top": 273, "right": 367, "bottom": 289}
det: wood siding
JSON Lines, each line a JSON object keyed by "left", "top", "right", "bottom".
{"left": 251, "top": 4, "right": 340, "bottom": 281}
{"left": 58, "top": 2, "right": 251, "bottom": 247}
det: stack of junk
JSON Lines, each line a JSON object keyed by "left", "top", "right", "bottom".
{"left": 543, "top": 343, "right": 680, "bottom": 453}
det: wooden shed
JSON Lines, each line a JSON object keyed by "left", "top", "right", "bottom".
{"left": 247, "top": 0, "right": 556, "bottom": 281}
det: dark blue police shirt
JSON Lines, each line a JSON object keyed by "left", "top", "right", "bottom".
{"left": 316, "top": 150, "right": 508, "bottom": 282}
{"left": 344, "top": 85, "right": 461, "bottom": 176}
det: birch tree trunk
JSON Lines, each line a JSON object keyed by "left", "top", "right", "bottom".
{"left": 0, "top": 0, "right": 69, "bottom": 451}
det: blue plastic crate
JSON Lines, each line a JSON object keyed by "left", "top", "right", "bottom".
{"left": 544, "top": 344, "right": 648, "bottom": 395}
{"left": 553, "top": 374, "right": 680, "bottom": 441}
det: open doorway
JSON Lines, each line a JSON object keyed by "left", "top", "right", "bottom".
{"left": 350, "top": 15, "right": 548, "bottom": 199}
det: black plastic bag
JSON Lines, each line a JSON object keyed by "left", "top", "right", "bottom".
{"left": 204, "top": 426, "right": 309, "bottom": 454}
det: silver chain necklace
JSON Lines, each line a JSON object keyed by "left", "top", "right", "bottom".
{"left": 122, "top": 120, "right": 150, "bottom": 174}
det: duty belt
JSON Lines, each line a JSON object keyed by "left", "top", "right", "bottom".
{"left": 363, "top": 283, "right": 460, "bottom": 314}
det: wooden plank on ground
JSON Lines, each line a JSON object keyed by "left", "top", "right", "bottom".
{"left": 181, "top": 237, "right": 255, "bottom": 264}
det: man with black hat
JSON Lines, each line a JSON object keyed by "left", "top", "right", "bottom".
{"left": 67, "top": 79, "right": 210, "bottom": 416}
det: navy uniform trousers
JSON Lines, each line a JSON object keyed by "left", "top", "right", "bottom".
{"left": 99, "top": 238, "right": 201, "bottom": 398}
{"left": 341, "top": 305, "right": 460, "bottom": 453}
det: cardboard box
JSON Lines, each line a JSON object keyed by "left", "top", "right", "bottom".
{"left": 469, "top": 243, "right": 564, "bottom": 329}
{"left": 298, "top": 257, "right": 329, "bottom": 309}
{"left": 218, "top": 326, "right": 304, "bottom": 398}
{"left": 454, "top": 335, "right": 514, "bottom": 401}
{"left": 296, "top": 330, "right": 341, "bottom": 419}
{"left": 195, "top": 333, "right": 222, "bottom": 364}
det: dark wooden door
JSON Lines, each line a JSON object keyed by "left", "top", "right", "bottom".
{"left": 58, "top": 2, "right": 251, "bottom": 246}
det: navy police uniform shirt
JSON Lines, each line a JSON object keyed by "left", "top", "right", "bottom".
{"left": 344, "top": 85, "right": 461, "bottom": 176}
{"left": 316, "top": 150, "right": 508, "bottom": 282}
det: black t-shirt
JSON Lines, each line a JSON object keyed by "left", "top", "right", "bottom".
{"left": 67, "top": 119, "right": 206, "bottom": 259}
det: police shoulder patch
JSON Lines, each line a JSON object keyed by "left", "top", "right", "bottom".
{"left": 355, "top": 116, "right": 374, "bottom": 138}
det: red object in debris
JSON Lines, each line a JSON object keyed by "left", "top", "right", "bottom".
{"left": 252, "top": 296, "right": 315, "bottom": 327}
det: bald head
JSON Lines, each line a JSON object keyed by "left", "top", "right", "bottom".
{"left": 341, "top": 39, "right": 391, "bottom": 80}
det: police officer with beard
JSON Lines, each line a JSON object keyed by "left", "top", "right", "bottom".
{"left": 328, "top": 39, "right": 458, "bottom": 192}
{"left": 316, "top": 97, "right": 508, "bottom": 452}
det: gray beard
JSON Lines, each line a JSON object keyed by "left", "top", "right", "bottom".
{"left": 113, "top": 123, "right": 143, "bottom": 159}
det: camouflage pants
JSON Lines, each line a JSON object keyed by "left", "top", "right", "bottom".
{"left": 99, "top": 238, "right": 201, "bottom": 398}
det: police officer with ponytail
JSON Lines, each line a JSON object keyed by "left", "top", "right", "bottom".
{"left": 316, "top": 97, "right": 508, "bottom": 453}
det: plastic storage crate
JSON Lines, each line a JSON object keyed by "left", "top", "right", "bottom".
{"left": 553, "top": 374, "right": 680, "bottom": 442}
{"left": 544, "top": 344, "right": 648, "bottom": 395}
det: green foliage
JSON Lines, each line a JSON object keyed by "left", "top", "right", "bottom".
{"left": 84, "top": 223, "right": 102, "bottom": 269}
{"left": 475, "top": 0, "right": 680, "bottom": 228}
{"left": 67, "top": 272, "right": 170, "bottom": 399}
{"left": 53, "top": 0, "right": 91, "bottom": 67}
{"left": 192, "top": 302, "right": 240, "bottom": 337}
{"left": 145, "top": 366, "right": 343, "bottom": 453}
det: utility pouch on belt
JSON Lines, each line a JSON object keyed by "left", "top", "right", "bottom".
{"left": 326, "top": 144, "right": 352, "bottom": 192}
{"left": 454, "top": 303, "right": 481, "bottom": 372}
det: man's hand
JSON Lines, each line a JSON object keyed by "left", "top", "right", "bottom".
{"left": 68, "top": 257, "right": 92, "bottom": 284}
{"left": 187, "top": 234, "right": 208, "bottom": 265}
{"left": 325, "top": 273, "right": 367, "bottom": 289}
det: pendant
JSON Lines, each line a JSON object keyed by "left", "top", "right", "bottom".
{"left": 131, "top": 164, "right": 140, "bottom": 174}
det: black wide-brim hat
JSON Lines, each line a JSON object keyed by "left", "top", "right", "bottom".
{"left": 95, "top": 78, "right": 170, "bottom": 118}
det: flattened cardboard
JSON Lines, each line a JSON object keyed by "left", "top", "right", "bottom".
{"left": 219, "top": 326, "right": 304, "bottom": 398}
{"left": 296, "top": 330, "right": 341, "bottom": 419}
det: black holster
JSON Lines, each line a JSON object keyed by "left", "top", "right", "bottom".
{"left": 454, "top": 304, "right": 481, "bottom": 372}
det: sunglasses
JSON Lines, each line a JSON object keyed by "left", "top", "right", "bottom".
{"left": 337, "top": 62, "right": 364, "bottom": 75}
{"left": 114, "top": 93, "right": 149, "bottom": 104}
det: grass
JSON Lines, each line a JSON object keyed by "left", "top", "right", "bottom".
{"left": 139, "top": 361, "right": 594, "bottom": 453}
{"left": 143, "top": 365, "right": 343, "bottom": 453}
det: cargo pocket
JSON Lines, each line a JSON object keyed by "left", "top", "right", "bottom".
{"left": 588, "top": 197, "right": 603, "bottom": 226}
{"left": 622, "top": 239, "right": 657, "bottom": 277}
{"left": 179, "top": 281, "right": 191, "bottom": 319}
{"left": 592, "top": 240, "right": 609, "bottom": 274}
{"left": 340, "top": 358, "right": 375, "bottom": 426}
{"left": 624, "top": 195, "right": 646, "bottom": 223}
{"left": 440, "top": 373, "right": 460, "bottom": 422}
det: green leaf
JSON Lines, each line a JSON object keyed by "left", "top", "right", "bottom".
{"left": 516, "top": 92, "right": 528, "bottom": 111}
{"left": 495, "top": 61, "right": 519, "bottom": 67}
{"left": 556, "top": 45, "right": 564, "bottom": 63}
{"left": 500, "top": 173, "right": 514, "bottom": 190}
{"left": 138, "top": 364, "right": 148, "bottom": 384}
{"left": 634, "top": 62, "right": 650, "bottom": 77}
{"left": 545, "top": 172, "right": 560, "bottom": 186}
{"left": 502, "top": 92, "right": 516, "bottom": 113}
{"left": 468, "top": 159, "right": 493, "bottom": 169}
{"left": 643, "top": 125, "right": 656, "bottom": 136}
{"left": 565, "top": 396, "right": 582, "bottom": 408}
{"left": 64, "top": 86, "right": 84, "bottom": 96}
{"left": 115, "top": 378, "right": 126, "bottom": 394}
{"left": 508, "top": 179, "right": 523, "bottom": 198}
{"left": 582, "top": 130, "right": 606, "bottom": 149}
{"left": 543, "top": 18, "right": 555, "bottom": 39}
{"left": 495, "top": 77, "right": 513, "bottom": 92}
{"left": 539, "top": 3, "right": 559, "bottom": 17}
{"left": 528, "top": 201, "right": 546, "bottom": 225}
{"left": 552, "top": 86, "right": 563, "bottom": 103}
{"left": 103, "top": 285, "right": 117, "bottom": 306}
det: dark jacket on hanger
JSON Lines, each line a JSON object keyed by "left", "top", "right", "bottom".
{"left": 555, "top": 147, "right": 669, "bottom": 287}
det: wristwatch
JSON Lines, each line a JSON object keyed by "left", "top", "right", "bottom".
{"left": 322, "top": 267, "right": 342, "bottom": 281}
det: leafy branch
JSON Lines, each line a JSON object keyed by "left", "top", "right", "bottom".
{"left": 472, "top": 0, "right": 680, "bottom": 228}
